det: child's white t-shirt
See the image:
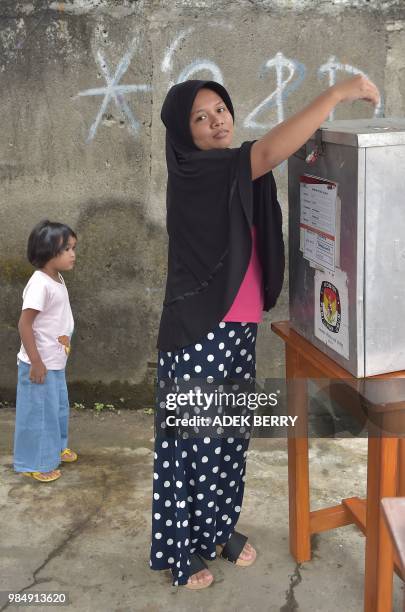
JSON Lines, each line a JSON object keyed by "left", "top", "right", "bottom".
{"left": 17, "top": 270, "right": 74, "bottom": 370}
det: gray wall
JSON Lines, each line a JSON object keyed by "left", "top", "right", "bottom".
{"left": 1, "top": 0, "right": 404, "bottom": 404}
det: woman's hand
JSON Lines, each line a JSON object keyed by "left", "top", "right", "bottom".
{"left": 331, "top": 74, "right": 380, "bottom": 107}
{"left": 251, "top": 73, "right": 382, "bottom": 179}
{"left": 29, "top": 359, "right": 47, "bottom": 384}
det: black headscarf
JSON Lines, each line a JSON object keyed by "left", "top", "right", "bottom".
{"left": 157, "top": 80, "right": 284, "bottom": 351}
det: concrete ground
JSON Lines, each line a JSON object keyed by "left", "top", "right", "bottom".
{"left": 0, "top": 406, "right": 404, "bottom": 612}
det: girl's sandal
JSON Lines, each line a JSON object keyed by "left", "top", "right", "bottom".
{"left": 60, "top": 448, "right": 78, "bottom": 462}
{"left": 216, "top": 531, "right": 257, "bottom": 567}
{"left": 22, "top": 470, "right": 61, "bottom": 482}
{"left": 184, "top": 554, "right": 214, "bottom": 590}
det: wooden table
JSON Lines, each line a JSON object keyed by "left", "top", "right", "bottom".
{"left": 382, "top": 498, "right": 405, "bottom": 612}
{"left": 271, "top": 321, "right": 405, "bottom": 612}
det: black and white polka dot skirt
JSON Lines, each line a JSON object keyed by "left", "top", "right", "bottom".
{"left": 149, "top": 321, "right": 257, "bottom": 586}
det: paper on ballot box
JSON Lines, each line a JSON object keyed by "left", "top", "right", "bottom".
{"left": 300, "top": 174, "right": 338, "bottom": 272}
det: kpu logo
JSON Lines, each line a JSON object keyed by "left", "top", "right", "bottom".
{"left": 320, "top": 281, "right": 341, "bottom": 333}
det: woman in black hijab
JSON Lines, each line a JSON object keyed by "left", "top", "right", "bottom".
{"left": 150, "top": 76, "right": 379, "bottom": 589}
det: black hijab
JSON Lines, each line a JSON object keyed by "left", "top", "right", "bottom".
{"left": 157, "top": 80, "right": 284, "bottom": 351}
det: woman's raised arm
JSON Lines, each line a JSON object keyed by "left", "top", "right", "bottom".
{"left": 250, "top": 74, "right": 381, "bottom": 180}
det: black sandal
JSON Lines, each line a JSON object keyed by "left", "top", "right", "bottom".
{"left": 216, "top": 531, "right": 256, "bottom": 567}
{"left": 184, "top": 553, "right": 214, "bottom": 589}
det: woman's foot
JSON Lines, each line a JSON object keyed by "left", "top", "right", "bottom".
{"left": 185, "top": 568, "right": 214, "bottom": 589}
{"left": 217, "top": 540, "right": 257, "bottom": 566}
{"left": 22, "top": 470, "right": 61, "bottom": 482}
{"left": 235, "top": 541, "right": 256, "bottom": 563}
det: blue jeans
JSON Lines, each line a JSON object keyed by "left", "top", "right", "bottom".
{"left": 13, "top": 360, "right": 70, "bottom": 472}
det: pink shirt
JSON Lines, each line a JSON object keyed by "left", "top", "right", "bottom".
{"left": 222, "top": 226, "right": 264, "bottom": 323}
{"left": 17, "top": 270, "right": 74, "bottom": 370}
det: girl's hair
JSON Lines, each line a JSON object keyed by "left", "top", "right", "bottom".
{"left": 27, "top": 220, "right": 77, "bottom": 268}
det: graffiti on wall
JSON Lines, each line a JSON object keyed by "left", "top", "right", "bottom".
{"left": 244, "top": 52, "right": 306, "bottom": 129}
{"left": 74, "top": 36, "right": 152, "bottom": 143}
{"left": 75, "top": 28, "right": 384, "bottom": 144}
{"left": 318, "top": 56, "right": 383, "bottom": 119}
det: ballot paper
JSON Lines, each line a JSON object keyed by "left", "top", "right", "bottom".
{"left": 300, "top": 175, "right": 338, "bottom": 272}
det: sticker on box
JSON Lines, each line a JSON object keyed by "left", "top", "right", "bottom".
{"left": 314, "top": 268, "right": 349, "bottom": 359}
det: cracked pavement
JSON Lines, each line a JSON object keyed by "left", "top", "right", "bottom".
{"left": 1, "top": 406, "right": 404, "bottom": 611}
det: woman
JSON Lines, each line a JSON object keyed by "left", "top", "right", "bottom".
{"left": 150, "top": 76, "right": 380, "bottom": 589}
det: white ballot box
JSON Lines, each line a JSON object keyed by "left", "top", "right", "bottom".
{"left": 288, "top": 118, "right": 405, "bottom": 377}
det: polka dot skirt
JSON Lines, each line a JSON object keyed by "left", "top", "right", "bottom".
{"left": 149, "top": 321, "right": 257, "bottom": 586}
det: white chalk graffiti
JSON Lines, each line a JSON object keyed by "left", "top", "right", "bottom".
{"left": 161, "top": 26, "right": 228, "bottom": 88}
{"left": 161, "top": 27, "right": 195, "bottom": 76}
{"left": 74, "top": 27, "right": 383, "bottom": 145}
{"left": 318, "top": 56, "right": 383, "bottom": 119}
{"left": 175, "top": 59, "right": 224, "bottom": 86}
{"left": 244, "top": 52, "right": 306, "bottom": 129}
{"left": 74, "top": 37, "right": 151, "bottom": 143}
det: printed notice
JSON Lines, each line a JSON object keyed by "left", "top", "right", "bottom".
{"left": 300, "top": 175, "right": 338, "bottom": 272}
{"left": 314, "top": 268, "right": 349, "bottom": 359}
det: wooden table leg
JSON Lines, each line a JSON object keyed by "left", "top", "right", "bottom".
{"left": 397, "top": 438, "right": 405, "bottom": 496}
{"left": 364, "top": 435, "right": 398, "bottom": 612}
{"left": 286, "top": 345, "right": 311, "bottom": 562}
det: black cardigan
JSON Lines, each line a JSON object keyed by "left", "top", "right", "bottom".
{"left": 157, "top": 140, "right": 285, "bottom": 351}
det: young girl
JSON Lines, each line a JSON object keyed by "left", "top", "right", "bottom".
{"left": 13, "top": 220, "right": 78, "bottom": 483}
{"left": 150, "top": 75, "right": 380, "bottom": 589}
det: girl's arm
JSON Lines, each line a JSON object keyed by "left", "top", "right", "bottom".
{"left": 251, "top": 74, "right": 381, "bottom": 180}
{"left": 18, "top": 309, "right": 47, "bottom": 384}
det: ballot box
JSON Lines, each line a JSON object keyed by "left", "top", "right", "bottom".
{"left": 288, "top": 118, "right": 405, "bottom": 377}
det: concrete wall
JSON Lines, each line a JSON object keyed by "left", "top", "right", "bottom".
{"left": 1, "top": 0, "right": 405, "bottom": 404}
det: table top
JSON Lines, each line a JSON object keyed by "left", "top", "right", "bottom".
{"left": 271, "top": 321, "right": 405, "bottom": 415}
{"left": 381, "top": 498, "right": 405, "bottom": 574}
{"left": 271, "top": 321, "right": 405, "bottom": 382}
